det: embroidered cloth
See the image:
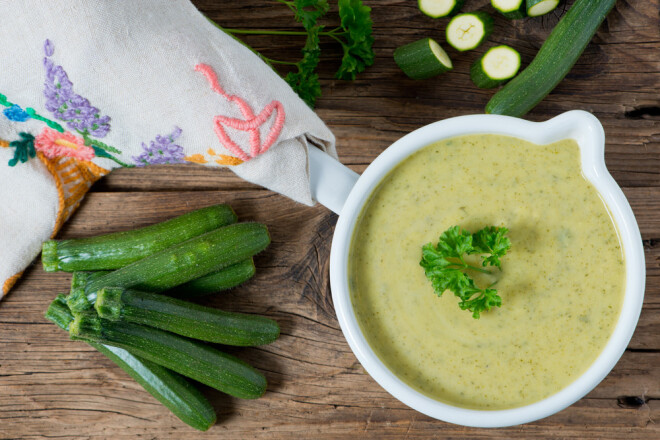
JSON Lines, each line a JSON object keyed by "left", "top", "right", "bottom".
{"left": 0, "top": 0, "right": 336, "bottom": 296}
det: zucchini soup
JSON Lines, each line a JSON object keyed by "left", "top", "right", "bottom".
{"left": 348, "top": 134, "right": 625, "bottom": 410}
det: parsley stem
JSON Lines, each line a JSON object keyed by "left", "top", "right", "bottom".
{"left": 222, "top": 29, "right": 308, "bottom": 36}
{"left": 465, "top": 265, "right": 493, "bottom": 274}
{"left": 447, "top": 262, "right": 492, "bottom": 274}
{"left": 326, "top": 33, "right": 346, "bottom": 47}
{"left": 205, "top": 18, "right": 277, "bottom": 71}
{"left": 222, "top": 28, "right": 346, "bottom": 38}
{"left": 260, "top": 56, "right": 299, "bottom": 66}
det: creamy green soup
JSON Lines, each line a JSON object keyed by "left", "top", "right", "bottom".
{"left": 349, "top": 134, "right": 625, "bottom": 410}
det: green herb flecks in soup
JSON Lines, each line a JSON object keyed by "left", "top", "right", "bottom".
{"left": 349, "top": 134, "right": 625, "bottom": 410}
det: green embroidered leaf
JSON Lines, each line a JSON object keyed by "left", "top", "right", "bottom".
{"left": 91, "top": 146, "right": 133, "bottom": 168}
{"left": 0, "top": 93, "right": 11, "bottom": 107}
{"left": 25, "top": 108, "right": 64, "bottom": 132}
{"left": 7, "top": 132, "right": 36, "bottom": 167}
{"left": 82, "top": 133, "right": 122, "bottom": 154}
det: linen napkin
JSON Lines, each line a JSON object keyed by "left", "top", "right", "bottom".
{"left": 0, "top": 0, "right": 336, "bottom": 297}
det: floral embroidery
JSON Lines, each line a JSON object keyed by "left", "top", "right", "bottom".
{"left": 43, "top": 39, "right": 111, "bottom": 138}
{"left": 0, "top": 93, "right": 64, "bottom": 132}
{"left": 3, "top": 104, "right": 31, "bottom": 122}
{"left": 35, "top": 127, "right": 94, "bottom": 162}
{"left": 0, "top": 40, "right": 130, "bottom": 167}
{"left": 7, "top": 132, "right": 36, "bottom": 166}
{"left": 39, "top": 39, "right": 131, "bottom": 166}
{"left": 133, "top": 127, "right": 186, "bottom": 166}
{"left": 195, "top": 63, "right": 285, "bottom": 162}
{"left": 1, "top": 42, "right": 252, "bottom": 171}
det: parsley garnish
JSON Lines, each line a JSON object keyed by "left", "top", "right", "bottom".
{"left": 420, "top": 226, "right": 511, "bottom": 319}
{"left": 214, "top": 0, "right": 375, "bottom": 107}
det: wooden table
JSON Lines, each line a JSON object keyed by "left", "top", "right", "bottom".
{"left": 2, "top": 1, "right": 658, "bottom": 438}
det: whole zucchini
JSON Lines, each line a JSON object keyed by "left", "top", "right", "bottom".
{"left": 42, "top": 204, "right": 237, "bottom": 272}
{"left": 68, "top": 223, "right": 270, "bottom": 313}
{"left": 70, "top": 315, "right": 267, "bottom": 399}
{"left": 95, "top": 287, "right": 280, "bottom": 346}
{"left": 486, "top": 0, "right": 616, "bottom": 117}
{"left": 45, "top": 295, "right": 216, "bottom": 431}
{"left": 168, "top": 259, "right": 256, "bottom": 297}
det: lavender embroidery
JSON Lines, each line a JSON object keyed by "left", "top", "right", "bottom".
{"left": 133, "top": 127, "right": 185, "bottom": 166}
{"left": 43, "top": 39, "right": 111, "bottom": 138}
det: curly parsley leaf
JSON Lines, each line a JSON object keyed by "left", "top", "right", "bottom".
{"left": 472, "top": 226, "right": 511, "bottom": 268}
{"left": 218, "top": 0, "right": 375, "bottom": 108}
{"left": 336, "top": 0, "right": 375, "bottom": 80}
{"left": 285, "top": 25, "right": 323, "bottom": 107}
{"left": 420, "top": 226, "right": 510, "bottom": 319}
{"left": 458, "top": 287, "right": 502, "bottom": 319}
{"left": 292, "top": 0, "right": 329, "bottom": 30}
{"left": 435, "top": 225, "right": 474, "bottom": 259}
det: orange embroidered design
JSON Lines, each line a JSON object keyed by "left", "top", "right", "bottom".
{"left": 184, "top": 154, "right": 208, "bottom": 164}
{"left": 184, "top": 149, "right": 244, "bottom": 166}
{"left": 38, "top": 153, "right": 109, "bottom": 233}
{"left": 195, "top": 63, "right": 285, "bottom": 162}
{"left": 2, "top": 271, "right": 23, "bottom": 296}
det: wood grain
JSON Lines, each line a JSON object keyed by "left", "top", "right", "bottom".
{"left": 1, "top": 0, "right": 659, "bottom": 438}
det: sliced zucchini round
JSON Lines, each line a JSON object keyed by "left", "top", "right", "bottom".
{"left": 492, "top": 0, "right": 526, "bottom": 19}
{"left": 418, "top": 0, "right": 465, "bottom": 18}
{"left": 394, "top": 38, "right": 453, "bottom": 80}
{"left": 446, "top": 12, "right": 493, "bottom": 52}
{"left": 470, "top": 45, "right": 521, "bottom": 89}
{"left": 526, "top": 0, "right": 560, "bottom": 17}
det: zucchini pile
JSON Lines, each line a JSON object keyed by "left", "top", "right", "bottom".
{"left": 42, "top": 205, "right": 277, "bottom": 431}
{"left": 395, "top": 0, "right": 617, "bottom": 116}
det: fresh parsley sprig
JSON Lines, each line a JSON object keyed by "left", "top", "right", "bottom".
{"left": 420, "top": 226, "right": 511, "bottom": 319}
{"left": 216, "top": 0, "right": 375, "bottom": 107}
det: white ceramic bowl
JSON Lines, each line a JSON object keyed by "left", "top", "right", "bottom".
{"left": 308, "top": 110, "right": 645, "bottom": 427}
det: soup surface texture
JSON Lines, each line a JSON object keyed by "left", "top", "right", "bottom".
{"left": 349, "top": 134, "right": 625, "bottom": 409}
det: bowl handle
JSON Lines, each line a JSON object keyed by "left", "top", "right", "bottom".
{"left": 309, "top": 146, "right": 360, "bottom": 215}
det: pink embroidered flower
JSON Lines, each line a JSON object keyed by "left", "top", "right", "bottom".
{"left": 35, "top": 127, "right": 94, "bottom": 161}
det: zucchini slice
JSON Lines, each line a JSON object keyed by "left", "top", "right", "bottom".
{"left": 394, "top": 38, "right": 453, "bottom": 79}
{"left": 418, "top": 0, "right": 464, "bottom": 18}
{"left": 526, "top": 0, "right": 560, "bottom": 17}
{"left": 492, "top": 0, "right": 526, "bottom": 19}
{"left": 446, "top": 12, "right": 493, "bottom": 52}
{"left": 470, "top": 45, "right": 521, "bottom": 88}
{"left": 486, "top": 0, "right": 616, "bottom": 116}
